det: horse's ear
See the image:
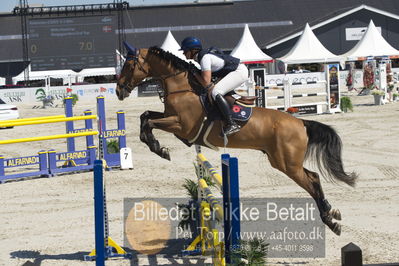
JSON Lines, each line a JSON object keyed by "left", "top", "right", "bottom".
{"left": 123, "top": 41, "right": 137, "bottom": 55}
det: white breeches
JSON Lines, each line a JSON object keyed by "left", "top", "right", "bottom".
{"left": 211, "top": 64, "right": 249, "bottom": 100}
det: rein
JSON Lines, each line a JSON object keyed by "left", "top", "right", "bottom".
{"left": 141, "top": 70, "right": 194, "bottom": 103}
{"left": 157, "top": 71, "right": 193, "bottom": 102}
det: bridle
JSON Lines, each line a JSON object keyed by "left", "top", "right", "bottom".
{"left": 120, "top": 49, "right": 195, "bottom": 102}
{"left": 118, "top": 52, "right": 149, "bottom": 93}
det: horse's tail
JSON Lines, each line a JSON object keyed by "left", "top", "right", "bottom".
{"left": 303, "top": 120, "right": 358, "bottom": 187}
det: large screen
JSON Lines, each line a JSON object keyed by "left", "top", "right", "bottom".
{"left": 28, "top": 15, "right": 117, "bottom": 71}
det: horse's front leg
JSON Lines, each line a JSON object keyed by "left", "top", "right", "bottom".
{"left": 140, "top": 111, "right": 163, "bottom": 144}
{"left": 140, "top": 111, "right": 181, "bottom": 160}
{"left": 140, "top": 111, "right": 168, "bottom": 159}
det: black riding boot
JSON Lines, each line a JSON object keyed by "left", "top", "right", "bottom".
{"left": 215, "top": 94, "right": 241, "bottom": 136}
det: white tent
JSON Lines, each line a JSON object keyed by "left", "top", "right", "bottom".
{"left": 230, "top": 24, "right": 273, "bottom": 63}
{"left": 160, "top": 31, "right": 186, "bottom": 60}
{"left": 341, "top": 20, "right": 399, "bottom": 60}
{"left": 278, "top": 23, "right": 342, "bottom": 64}
{"left": 76, "top": 67, "right": 116, "bottom": 82}
{"left": 13, "top": 67, "right": 76, "bottom": 83}
{"left": 78, "top": 67, "right": 116, "bottom": 77}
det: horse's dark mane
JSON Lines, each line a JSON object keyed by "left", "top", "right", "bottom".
{"left": 148, "top": 46, "right": 204, "bottom": 94}
{"left": 148, "top": 46, "right": 200, "bottom": 74}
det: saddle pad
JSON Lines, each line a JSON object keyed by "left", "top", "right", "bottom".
{"left": 231, "top": 103, "right": 252, "bottom": 121}
{"left": 200, "top": 94, "right": 252, "bottom": 122}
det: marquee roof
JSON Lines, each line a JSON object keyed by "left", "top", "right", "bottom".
{"left": 13, "top": 68, "right": 76, "bottom": 82}
{"left": 160, "top": 31, "right": 186, "bottom": 60}
{"left": 230, "top": 24, "right": 273, "bottom": 64}
{"left": 340, "top": 20, "right": 399, "bottom": 60}
{"left": 78, "top": 67, "right": 116, "bottom": 77}
{"left": 278, "top": 23, "right": 342, "bottom": 64}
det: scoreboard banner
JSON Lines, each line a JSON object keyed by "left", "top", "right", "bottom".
{"left": 28, "top": 15, "right": 117, "bottom": 71}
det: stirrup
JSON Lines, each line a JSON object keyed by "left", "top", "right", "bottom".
{"left": 223, "top": 123, "right": 241, "bottom": 136}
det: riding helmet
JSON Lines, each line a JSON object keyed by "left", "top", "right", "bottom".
{"left": 180, "top": 37, "right": 202, "bottom": 51}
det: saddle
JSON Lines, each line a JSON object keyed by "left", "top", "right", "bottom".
{"left": 175, "top": 77, "right": 257, "bottom": 149}
{"left": 200, "top": 91, "right": 254, "bottom": 122}
{"left": 194, "top": 73, "right": 257, "bottom": 107}
{"left": 180, "top": 91, "right": 255, "bottom": 149}
{"left": 224, "top": 91, "right": 257, "bottom": 107}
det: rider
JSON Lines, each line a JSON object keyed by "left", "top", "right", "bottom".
{"left": 180, "top": 36, "right": 248, "bottom": 136}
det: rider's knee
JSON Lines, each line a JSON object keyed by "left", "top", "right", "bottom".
{"left": 211, "top": 87, "right": 223, "bottom": 100}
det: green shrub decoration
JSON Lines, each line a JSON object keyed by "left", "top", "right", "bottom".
{"left": 106, "top": 139, "right": 120, "bottom": 154}
{"left": 371, "top": 89, "right": 385, "bottom": 96}
{"left": 70, "top": 93, "right": 79, "bottom": 106}
{"left": 63, "top": 94, "right": 79, "bottom": 106}
{"left": 230, "top": 238, "right": 269, "bottom": 265}
{"left": 340, "top": 96, "right": 353, "bottom": 112}
{"left": 178, "top": 162, "right": 217, "bottom": 231}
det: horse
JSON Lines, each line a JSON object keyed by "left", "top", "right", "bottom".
{"left": 116, "top": 44, "right": 358, "bottom": 236}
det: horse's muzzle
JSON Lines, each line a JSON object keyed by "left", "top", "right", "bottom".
{"left": 116, "top": 85, "right": 130, "bottom": 101}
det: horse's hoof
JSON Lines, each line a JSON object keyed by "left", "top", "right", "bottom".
{"left": 332, "top": 223, "right": 341, "bottom": 236}
{"left": 161, "top": 147, "right": 171, "bottom": 161}
{"left": 329, "top": 209, "right": 342, "bottom": 221}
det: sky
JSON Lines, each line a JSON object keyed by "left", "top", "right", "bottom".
{"left": 0, "top": 0, "right": 199, "bottom": 13}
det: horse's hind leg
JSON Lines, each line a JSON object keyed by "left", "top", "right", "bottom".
{"left": 267, "top": 148, "right": 342, "bottom": 235}
{"left": 286, "top": 165, "right": 342, "bottom": 235}
{"left": 266, "top": 122, "right": 342, "bottom": 235}
{"left": 303, "top": 168, "right": 342, "bottom": 235}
